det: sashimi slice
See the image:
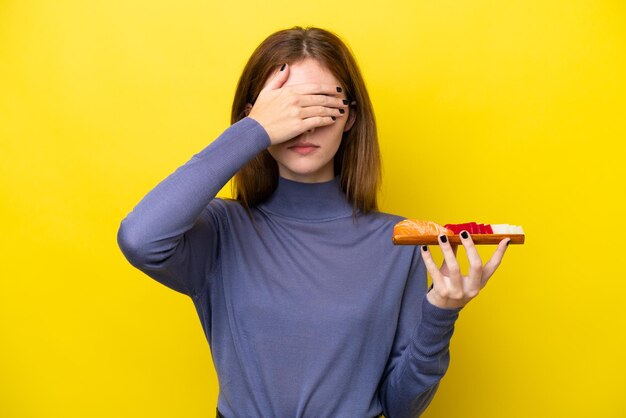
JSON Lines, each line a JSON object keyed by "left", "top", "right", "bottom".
{"left": 444, "top": 223, "right": 463, "bottom": 234}
{"left": 490, "top": 224, "right": 525, "bottom": 234}
{"left": 491, "top": 224, "right": 508, "bottom": 234}
{"left": 393, "top": 219, "right": 453, "bottom": 237}
{"left": 459, "top": 223, "right": 473, "bottom": 233}
{"left": 439, "top": 222, "right": 518, "bottom": 235}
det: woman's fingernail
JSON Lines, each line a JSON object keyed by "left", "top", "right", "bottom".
{"left": 339, "top": 108, "right": 345, "bottom": 114}
{"left": 342, "top": 99, "right": 349, "bottom": 105}
{"left": 461, "top": 231, "right": 469, "bottom": 239}
{"left": 506, "top": 240, "right": 511, "bottom": 246}
{"left": 440, "top": 235, "right": 448, "bottom": 243}
{"left": 422, "top": 245, "right": 428, "bottom": 252}
{"left": 280, "top": 63, "right": 286, "bottom": 71}
{"left": 331, "top": 116, "right": 336, "bottom": 121}
{"left": 336, "top": 86, "right": 342, "bottom": 92}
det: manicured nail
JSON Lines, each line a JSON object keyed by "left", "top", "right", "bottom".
{"left": 280, "top": 63, "right": 286, "bottom": 71}
{"left": 440, "top": 234, "right": 448, "bottom": 243}
{"left": 339, "top": 108, "right": 345, "bottom": 114}
{"left": 506, "top": 240, "right": 511, "bottom": 246}
{"left": 461, "top": 231, "right": 469, "bottom": 239}
{"left": 342, "top": 99, "right": 349, "bottom": 105}
{"left": 422, "top": 245, "right": 428, "bottom": 252}
{"left": 331, "top": 116, "right": 336, "bottom": 120}
{"left": 336, "top": 86, "right": 342, "bottom": 92}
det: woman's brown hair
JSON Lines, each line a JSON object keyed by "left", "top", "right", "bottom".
{"left": 230, "top": 26, "right": 381, "bottom": 216}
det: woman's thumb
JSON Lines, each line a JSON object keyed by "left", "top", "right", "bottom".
{"left": 263, "top": 63, "right": 289, "bottom": 91}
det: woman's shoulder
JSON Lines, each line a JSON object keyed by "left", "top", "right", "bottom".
{"left": 360, "top": 208, "right": 407, "bottom": 226}
{"left": 353, "top": 209, "right": 411, "bottom": 242}
{"left": 358, "top": 209, "right": 420, "bottom": 262}
{"left": 201, "top": 197, "right": 251, "bottom": 222}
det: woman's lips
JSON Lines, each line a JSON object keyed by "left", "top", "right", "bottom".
{"left": 289, "top": 146, "right": 319, "bottom": 155}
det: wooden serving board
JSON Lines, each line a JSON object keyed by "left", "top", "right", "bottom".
{"left": 392, "top": 234, "right": 525, "bottom": 245}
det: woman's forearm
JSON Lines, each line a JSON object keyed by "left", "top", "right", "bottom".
{"left": 116, "top": 117, "right": 270, "bottom": 272}
{"left": 380, "top": 295, "right": 461, "bottom": 418}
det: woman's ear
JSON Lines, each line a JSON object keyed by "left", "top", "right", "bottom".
{"left": 244, "top": 103, "right": 253, "bottom": 116}
{"left": 343, "top": 107, "right": 356, "bottom": 132}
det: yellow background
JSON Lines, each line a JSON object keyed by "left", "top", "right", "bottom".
{"left": 1, "top": 0, "right": 625, "bottom": 417}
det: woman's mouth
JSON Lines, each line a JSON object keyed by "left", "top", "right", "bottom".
{"left": 288, "top": 144, "right": 320, "bottom": 155}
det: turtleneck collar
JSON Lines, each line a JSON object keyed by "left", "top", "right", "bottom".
{"left": 258, "top": 175, "right": 356, "bottom": 221}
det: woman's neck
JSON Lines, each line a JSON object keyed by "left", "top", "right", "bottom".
{"left": 257, "top": 175, "right": 355, "bottom": 221}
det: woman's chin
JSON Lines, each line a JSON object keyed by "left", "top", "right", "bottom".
{"left": 279, "top": 165, "right": 334, "bottom": 182}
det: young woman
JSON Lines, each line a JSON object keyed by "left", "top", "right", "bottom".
{"left": 117, "top": 26, "right": 510, "bottom": 418}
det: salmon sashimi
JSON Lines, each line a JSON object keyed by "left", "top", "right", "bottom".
{"left": 393, "top": 219, "right": 454, "bottom": 237}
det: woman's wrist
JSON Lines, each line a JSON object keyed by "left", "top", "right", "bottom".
{"left": 426, "top": 286, "right": 466, "bottom": 310}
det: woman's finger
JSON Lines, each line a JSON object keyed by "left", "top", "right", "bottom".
{"left": 300, "top": 115, "right": 338, "bottom": 132}
{"left": 421, "top": 245, "right": 444, "bottom": 290}
{"left": 481, "top": 238, "right": 510, "bottom": 286}
{"left": 438, "top": 234, "right": 462, "bottom": 287}
{"left": 289, "top": 81, "right": 346, "bottom": 97}
{"left": 298, "top": 105, "right": 345, "bottom": 120}
{"left": 262, "top": 63, "right": 290, "bottom": 91}
{"left": 459, "top": 231, "right": 483, "bottom": 296}
{"left": 440, "top": 243, "right": 458, "bottom": 276}
{"left": 298, "top": 94, "right": 348, "bottom": 110}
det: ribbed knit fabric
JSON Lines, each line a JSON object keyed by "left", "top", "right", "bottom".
{"left": 117, "top": 116, "right": 462, "bottom": 418}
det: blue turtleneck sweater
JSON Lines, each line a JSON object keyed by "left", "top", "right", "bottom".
{"left": 116, "top": 116, "right": 462, "bottom": 418}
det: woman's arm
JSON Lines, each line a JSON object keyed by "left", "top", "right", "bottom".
{"left": 380, "top": 232, "right": 510, "bottom": 416}
{"left": 116, "top": 64, "right": 349, "bottom": 298}
{"left": 116, "top": 117, "right": 270, "bottom": 298}
{"left": 378, "top": 248, "right": 462, "bottom": 418}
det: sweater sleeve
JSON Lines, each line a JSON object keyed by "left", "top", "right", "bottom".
{"left": 378, "top": 247, "right": 462, "bottom": 418}
{"left": 116, "top": 117, "right": 271, "bottom": 299}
